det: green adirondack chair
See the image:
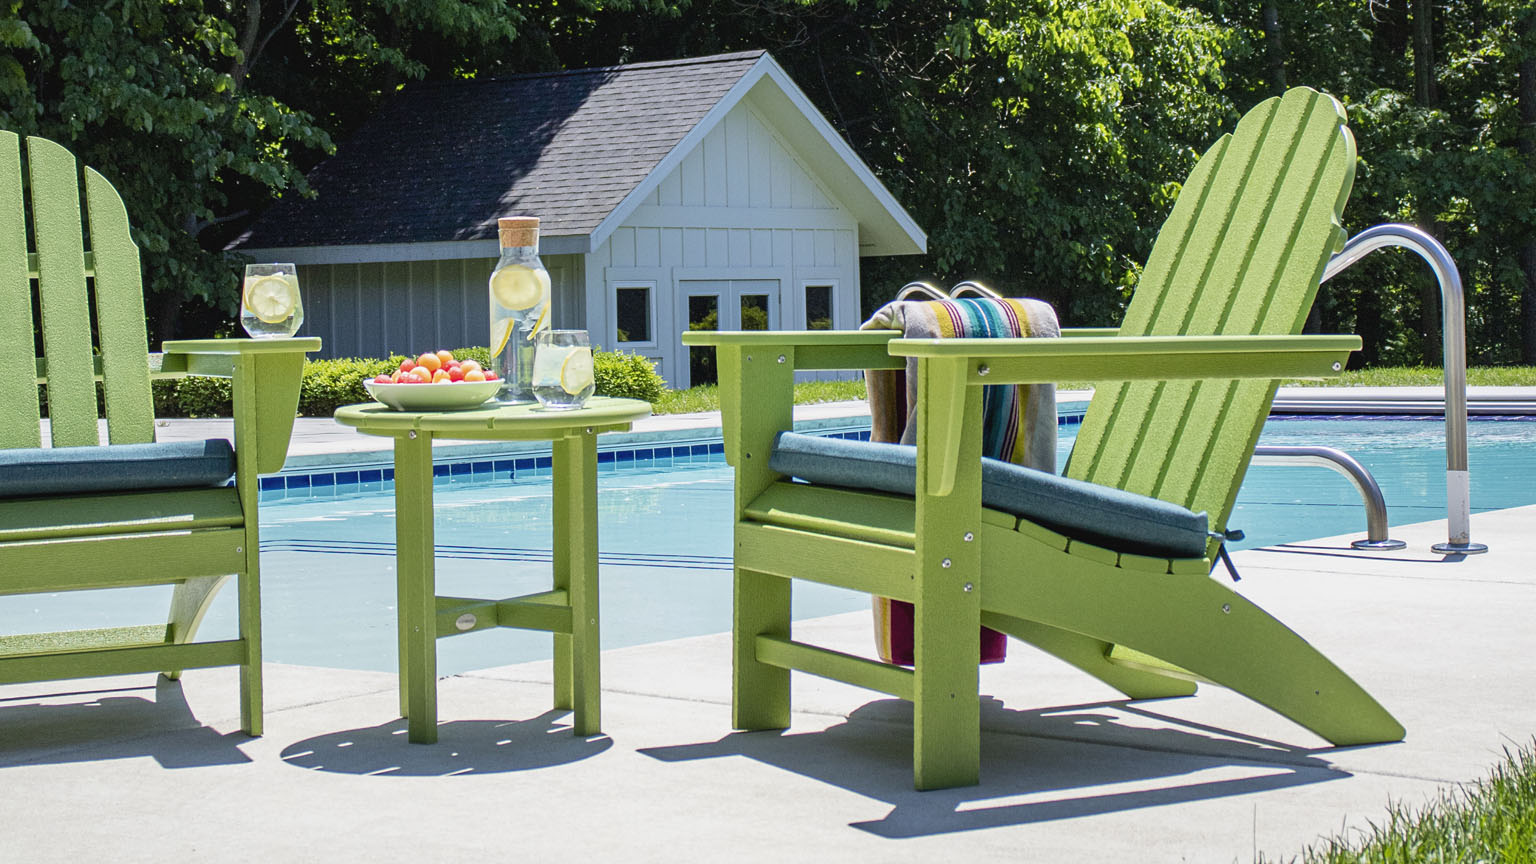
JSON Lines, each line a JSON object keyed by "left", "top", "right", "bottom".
{"left": 0, "top": 132, "right": 319, "bottom": 736}
{"left": 681, "top": 87, "right": 1405, "bottom": 790}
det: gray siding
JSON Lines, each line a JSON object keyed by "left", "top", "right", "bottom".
{"left": 297, "top": 254, "right": 580, "bottom": 359}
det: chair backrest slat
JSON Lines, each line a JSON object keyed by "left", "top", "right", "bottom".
{"left": 0, "top": 133, "right": 40, "bottom": 449}
{"left": 1065, "top": 89, "right": 1354, "bottom": 537}
{"left": 85, "top": 167, "right": 154, "bottom": 444}
{"left": 28, "top": 136, "right": 100, "bottom": 448}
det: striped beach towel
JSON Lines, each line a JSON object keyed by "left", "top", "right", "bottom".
{"left": 862, "top": 296, "right": 1060, "bottom": 665}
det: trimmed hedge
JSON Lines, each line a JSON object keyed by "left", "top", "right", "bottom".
{"left": 149, "top": 345, "right": 667, "bottom": 418}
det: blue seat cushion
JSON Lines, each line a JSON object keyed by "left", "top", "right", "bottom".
{"left": 0, "top": 439, "right": 237, "bottom": 499}
{"left": 769, "top": 432, "right": 1209, "bottom": 559}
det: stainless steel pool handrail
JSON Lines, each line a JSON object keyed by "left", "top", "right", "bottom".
{"left": 1251, "top": 445, "right": 1405, "bottom": 550}
{"left": 950, "top": 280, "right": 1002, "bottom": 299}
{"left": 896, "top": 281, "right": 948, "bottom": 301}
{"left": 1319, "top": 223, "right": 1486, "bottom": 554}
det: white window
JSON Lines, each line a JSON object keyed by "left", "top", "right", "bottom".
{"left": 803, "top": 282, "right": 835, "bottom": 330}
{"left": 613, "top": 281, "right": 656, "bottom": 348}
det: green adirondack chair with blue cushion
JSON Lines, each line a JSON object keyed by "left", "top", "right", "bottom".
{"left": 681, "top": 87, "right": 1405, "bottom": 790}
{"left": 0, "top": 132, "right": 319, "bottom": 736}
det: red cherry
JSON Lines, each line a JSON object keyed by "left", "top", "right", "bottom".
{"left": 483, "top": 372, "right": 499, "bottom": 381}
{"left": 373, "top": 374, "right": 392, "bottom": 384}
{"left": 448, "top": 366, "right": 465, "bottom": 381}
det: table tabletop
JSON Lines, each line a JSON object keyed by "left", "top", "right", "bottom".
{"left": 334, "top": 395, "right": 652, "bottom": 439}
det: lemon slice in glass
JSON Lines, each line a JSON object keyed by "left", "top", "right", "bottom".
{"left": 489, "top": 264, "right": 550, "bottom": 311}
{"left": 244, "top": 275, "right": 298, "bottom": 324}
{"left": 560, "top": 348, "right": 595, "bottom": 396}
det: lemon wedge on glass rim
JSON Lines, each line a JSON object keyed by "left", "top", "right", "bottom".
{"left": 559, "top": 348, "right": 595, "bottom": 395}
{"left": 244, "top": 275, "right": 298, "bottom": 324}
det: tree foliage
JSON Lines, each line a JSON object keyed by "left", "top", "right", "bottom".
{"left": 4, "top": 0, "right": 1534, "bottom": 363}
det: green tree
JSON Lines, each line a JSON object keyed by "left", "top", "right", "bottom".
{"left": 0, "top": 0, "right": 541, "bottom": 341}
{"left": 573, "top": 0, "right": 1235, "bottom": 325}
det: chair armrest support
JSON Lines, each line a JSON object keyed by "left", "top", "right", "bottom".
{"left": 160, "top": 338, "right": 322, "bottom": 475}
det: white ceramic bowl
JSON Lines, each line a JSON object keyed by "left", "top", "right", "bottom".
{"left": 363, "top": 380, "right": 502, "bottom": 412}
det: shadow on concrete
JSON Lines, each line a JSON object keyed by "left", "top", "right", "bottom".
{"left": 0, "top": 676, "right": 252, "bottom": 769}
{"left": 642, "top": 696, "right": 1353, "bottom": 837}
{"left": 279, "top": 710, "right": 611, "bottom": 776}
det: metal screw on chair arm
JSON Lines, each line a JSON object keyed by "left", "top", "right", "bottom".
{"left": 777, "top": 354, "right": 786, "bottom": 364}
{"left": 963, "top": 582, "right": 973, "bottom": 592}
{"left": 408, "top": 430, "right": 417, "bottom": 439}
{"left": 964, "top": 532, "right": 974, "bottom": 542}
{"left": 1332, "top": 362, "right": 1342, "bottom": 371}
{"left": 941, "top": 558, "right": 952, "bottom": 568}
{"left": 1222, "top": 603, "right": 1231, "bottom": 614}
{"left": 977, "top": 364, "right": 990, "bottom": 377}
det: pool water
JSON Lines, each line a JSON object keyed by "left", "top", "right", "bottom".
{"left": 5, "top": 417, "right": 1534, "bottom": 674}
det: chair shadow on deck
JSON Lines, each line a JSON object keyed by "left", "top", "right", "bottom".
{"left": 641, "top": 696, "right": 1358, "bottom": 838}
{"left": 279, "top": 710, "right": 611, "bottom": 777}
{"left": 0, "top": 676, "right": 253, "bottom": 769}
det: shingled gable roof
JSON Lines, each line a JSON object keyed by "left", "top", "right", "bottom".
{"left": 229, "top": 51, "right": 925, "bottom": 260}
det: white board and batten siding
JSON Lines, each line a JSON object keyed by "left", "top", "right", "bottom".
{"left": 294, "top": 254, "right": 585, "bottom": 359}
{"left": 584, "top": 98, "right": 861, "bottom": 388}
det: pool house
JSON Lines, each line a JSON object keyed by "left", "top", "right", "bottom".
{"left": 229, "top": 50, "right": 926, "bottom": 388}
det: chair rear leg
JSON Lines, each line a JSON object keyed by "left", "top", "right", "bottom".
{"left": 163, "top": 574, "right": 233, "bottom": 680}
{"left": 734, "top": 567, "right": 790, "bottom": 731}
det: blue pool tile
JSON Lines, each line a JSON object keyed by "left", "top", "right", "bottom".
{"left": 616, "top": 451, "right": 634, "bottom": 465}
{"left": 515, "top": 458, "right": 535, "bottom": 472}
{"left": 691, "top": 444, "right": 708, "bottom": 456}
{"left": 360, "top": 469, "right": 382, "bottom": 483}
{"left": 432, "top": 464, "right": 450, "bottom": 477}
{"left": 494, "top": 460, "right": 515, "bottom": 473}
{"left": 311, "top": 473, "right": 335, "bottom": 488}
{"left": 535, "top": 456, "right": 552, "bottom": 469}
{"left": 260, "top": 476, "right": 284, "bottom": 491}
{"left": 336, "top": 471, "right": 359, "bottom": 485}
{"left": 472, "top": 461, "right": 492, "bottom": 475}
{"left": 383, "top": 468, "right": 395, "bottom": 481}
{"left": 450, "top": 462, "right": 471, "bottom": 476}
{"left": 597, "top": 451, "right": 615, "bottom": 464}
{"left": 286, "top": 475, "right": 310, "bottom": 490}
{"left": 708, "top": 443, "right": 725, "bottom": 454}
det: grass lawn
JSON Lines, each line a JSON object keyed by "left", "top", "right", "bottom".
{"left": 647, "top": 367, "right": 1536, "bottom": 415}
{"left": 1275, "top": 742, "right": 1536, "bottom": 863}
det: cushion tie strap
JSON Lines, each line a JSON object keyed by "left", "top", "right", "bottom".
{"left": 1211, "top": 529, "right": 1245, "bottom": 582}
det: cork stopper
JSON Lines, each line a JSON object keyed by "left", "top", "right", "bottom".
{"left": 498, "top": 216, "right": 539, "bottom": 248}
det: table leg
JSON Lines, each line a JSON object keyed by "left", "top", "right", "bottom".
{"left": 394, "top": 431, "right": 438, "bottom": 743}
{"left": 552, "top": 430, "right": 600, "bottom": 736}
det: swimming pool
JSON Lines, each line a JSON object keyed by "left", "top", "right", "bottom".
{"left": 6, "top": 416, "right": 1534, "bottom": 675}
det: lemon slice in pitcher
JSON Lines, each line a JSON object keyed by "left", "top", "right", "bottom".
{"left": 490, "top": 317, "right": 514, "bottom": 357}
{"left": 489, "top": 264, "right": 550, "bottom": 311}
{"left": 244, "top": 275, "right": 298, "bottom": 324}
{"left": 559, "top": 348, "right": 595, "bottom": 396}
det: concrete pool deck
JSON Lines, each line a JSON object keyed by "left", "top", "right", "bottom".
{"left": 5, "top": 395, "right": 1534, "bottom": 860}
{"left": 3, "top": 499, "right": 1534, "bottom": 859}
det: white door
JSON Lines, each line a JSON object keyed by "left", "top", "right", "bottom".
{"left": 677, "top": 279, "right": 779, "bottom": 388}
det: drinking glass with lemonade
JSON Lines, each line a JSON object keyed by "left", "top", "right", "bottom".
{"left": 531, "top": 330, "right": 595, "bottom": 410}
{"left": 240, "top": 263, "right": 303, "bottom": 338}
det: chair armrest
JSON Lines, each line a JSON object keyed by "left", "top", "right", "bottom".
{"left": 160, "top": 338, "right": 322, "bottom": 475}
{"left": 889, "top": 334, "right": 1360, "bottom": 384}
{"left": 680, "top": 330, "right": 903, "bottom": 372}
{"left": 891, "top": 333, "right": 1360, "bottom": 496}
